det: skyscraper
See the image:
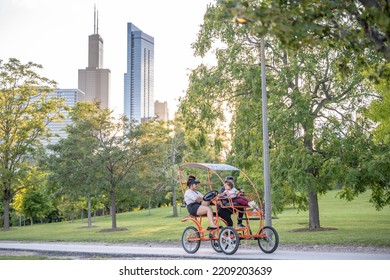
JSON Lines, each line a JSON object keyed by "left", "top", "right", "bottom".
{"left": 124, "top": 23, "right": 154, "bottom": 122}
{"left": 78, "top": 7, "right": 111, "bottom": 109}
{"left": 44, "top": 89, "right": 85, "bottom": 145}
{"left": 154, "top": 100, "right": 169, "bottom": 121}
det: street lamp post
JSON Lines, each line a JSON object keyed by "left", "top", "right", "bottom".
{"left": 260, "top": 37, "right": 272, "bottom": 227}
{"left": 231, "top": 17, "right": 272, "bottom": 226}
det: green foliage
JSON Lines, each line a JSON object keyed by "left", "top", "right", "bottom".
{"left": 134, "top": 120, "right": 174, "bottom": 211}
{"left": 44, "top": 102, "right": 108, "bottom": 226}
{"left": 0, "top": 58, "right": 64, "bottom": 229}
{"left": 259, "top": 45, "right": 381, "bottom": 221}
{"left": 178, "top": 1, "right": 389, "bottom": 230}
{"left": 218, "top": 0, "right": 390, "bottom": 62}
{"left": 46, "top": 102, "right": 157, "bottom": 229}
{"left": 366, "top": 63, "right": 390, "bottom": 144}
{"left": 20, "top": 188, "right": 53, "bottom": 224}
{"left": 44, "top": 103, "right": 182, "bottom": 226}
{"left": 11, "top": 166, "right": 50, "bottom": 220}
{"left": 178, "top": 66, "right": 230, "bottom": 163}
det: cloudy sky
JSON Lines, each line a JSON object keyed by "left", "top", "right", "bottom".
{"left": 0, "top": 0, "right": 214, "bottom": 117}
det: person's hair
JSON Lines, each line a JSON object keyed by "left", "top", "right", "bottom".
{"left": 187, "top": 176, "right": 200, "bottom": 187}
{"left": 225, "top": 181, "right": 234, "bottom": 188}
{"left": 225, "top": 176, "right": 234, "bottom": 181}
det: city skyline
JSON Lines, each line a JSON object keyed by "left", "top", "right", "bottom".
{"left": 0, "top": 0, "right": 213, "bottom": 119}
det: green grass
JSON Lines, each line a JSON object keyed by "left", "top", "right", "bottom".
{"left": 1, "top": 190, "right": 389, "bottom": 247}
{"left": 272, "top": 191, "right": 390, "bottom": 247}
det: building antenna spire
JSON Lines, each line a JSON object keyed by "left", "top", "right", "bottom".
{"left": 94, "top": 4, "right": 96, "bottom": 34}
{"left": 97, "top": 8, "right": 99, "bottom": 34}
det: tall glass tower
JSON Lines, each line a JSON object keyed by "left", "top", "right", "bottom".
{"left": 124, "top": 23, "right": 154, "bottom": 122}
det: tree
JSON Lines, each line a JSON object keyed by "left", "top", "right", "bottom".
{"left": 45, "top": 102, "right": 103, "bottom": 227}
{"left": 219, "top": 1, "right": 389, "bottom": 213}
{"left": 181, "top": 1, "right": 384, "bottom": 229}
{"left": 166, "top": 116, "right": 188, "bottom": 217}
{"left": 12, "top": 167, "right": 51, "bottom": 225}
{"left": 61, "top": 102, "right": 154, "bottom": 230}
{"left": 178, "top": 69, "right": 230, "bottom": 163}
{"left": 365, "top": 72, "right": 390, "bottom": 209}
{"left": 0, "top": 58, "right": 64, "bottom": 229}
{"left": 266, "top": 45, "right": 380, "bottom": 228}
{"left": 219, "top": 0, "right": 390, "bottom": 62}
{"left": 20, "top": 187, "right": 53, "bottom": 225}
{"left": 367, "top": 71, "right": 390, "bottom": 144}
{"left": 133, "top": 120, "right": 173, "bottom": 214}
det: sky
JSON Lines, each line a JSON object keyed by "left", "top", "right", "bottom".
{"left": 0, "top": 0, "right": 214, "bottom": 118}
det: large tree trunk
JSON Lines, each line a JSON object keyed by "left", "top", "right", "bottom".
{"left": 110, "top": 191, "right": 117, "bottom": 229}
{"left": 304, "top": 121, "right": 321, "bottom": 229}
{"left": 3, "top": 199, "right": 10, "bottom": 230}
{"left": 308, "top": 191, "right": 320, "bottom": 228}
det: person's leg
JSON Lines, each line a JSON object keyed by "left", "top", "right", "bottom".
{"left": 237, "top": 210, "right": 245, "bottom": 227}
{"left": 218, "top": 207, "right": 233, "bottom": 226}
{"left": 205, "top": 207, "right": 216, "bottom": 227}
{"left": 197, "top": 205, "right": 217, "bottom": 227}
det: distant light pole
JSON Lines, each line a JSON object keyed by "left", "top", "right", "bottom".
{"left": 231, "top": 16, "right": 272, "bottom": 226}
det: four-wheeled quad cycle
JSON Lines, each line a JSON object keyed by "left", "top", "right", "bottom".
{"left": 178, "top": 163, "right": 279, "bottom": 255}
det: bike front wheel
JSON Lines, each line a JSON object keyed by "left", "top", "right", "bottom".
{"left": 181, "top": 226, "right": 201, "bottom": 254}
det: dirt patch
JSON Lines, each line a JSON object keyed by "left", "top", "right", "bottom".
{"left": 289, "top": 227, "right": 338, "bottom": 232}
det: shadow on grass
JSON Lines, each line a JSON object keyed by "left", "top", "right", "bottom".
{"left": 77, "top": 226, "right": 100, "bottom": 229}
{"left": 289, "top": 227, "right": 338, "bottom": 232}
{"left": 98, "top": 227, "right": 128, "bottom": 233}
{"left": 0, "top": 228, "right": 16, "bottom": 232}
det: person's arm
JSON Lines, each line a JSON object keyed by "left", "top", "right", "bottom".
{"left": 185, "top": 191, "right": 201, "bottom": 204}
{"left": 217, "top": 190, "right": 227, "bottom": 198}
{"left": 194, "top": 195, "right": 203, "bottom": 203}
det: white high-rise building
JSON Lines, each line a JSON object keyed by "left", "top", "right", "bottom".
{"left": 44, "top": 89, "right": 85, "bottom": 145}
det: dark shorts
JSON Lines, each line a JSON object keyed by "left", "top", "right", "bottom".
{"left": 187, "top": 202, "right": 201, "bottom": 216}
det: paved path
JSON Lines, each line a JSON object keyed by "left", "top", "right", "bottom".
{"left": 1, "top": 241, "right": 389, "bottom": 259}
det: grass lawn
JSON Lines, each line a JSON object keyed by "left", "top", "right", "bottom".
{"left": 0, "top": 190, "right": 389, "bottom": 247}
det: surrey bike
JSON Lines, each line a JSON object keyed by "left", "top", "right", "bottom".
{"left": 178, "top": 163, "right": 279, "bottom": 255}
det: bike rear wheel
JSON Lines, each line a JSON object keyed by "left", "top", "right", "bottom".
{"left": 218, "top": 226, "right": 240, "bottom": 255}
{"left": 258, "top": 226, "right": 279, "bottom": 253}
